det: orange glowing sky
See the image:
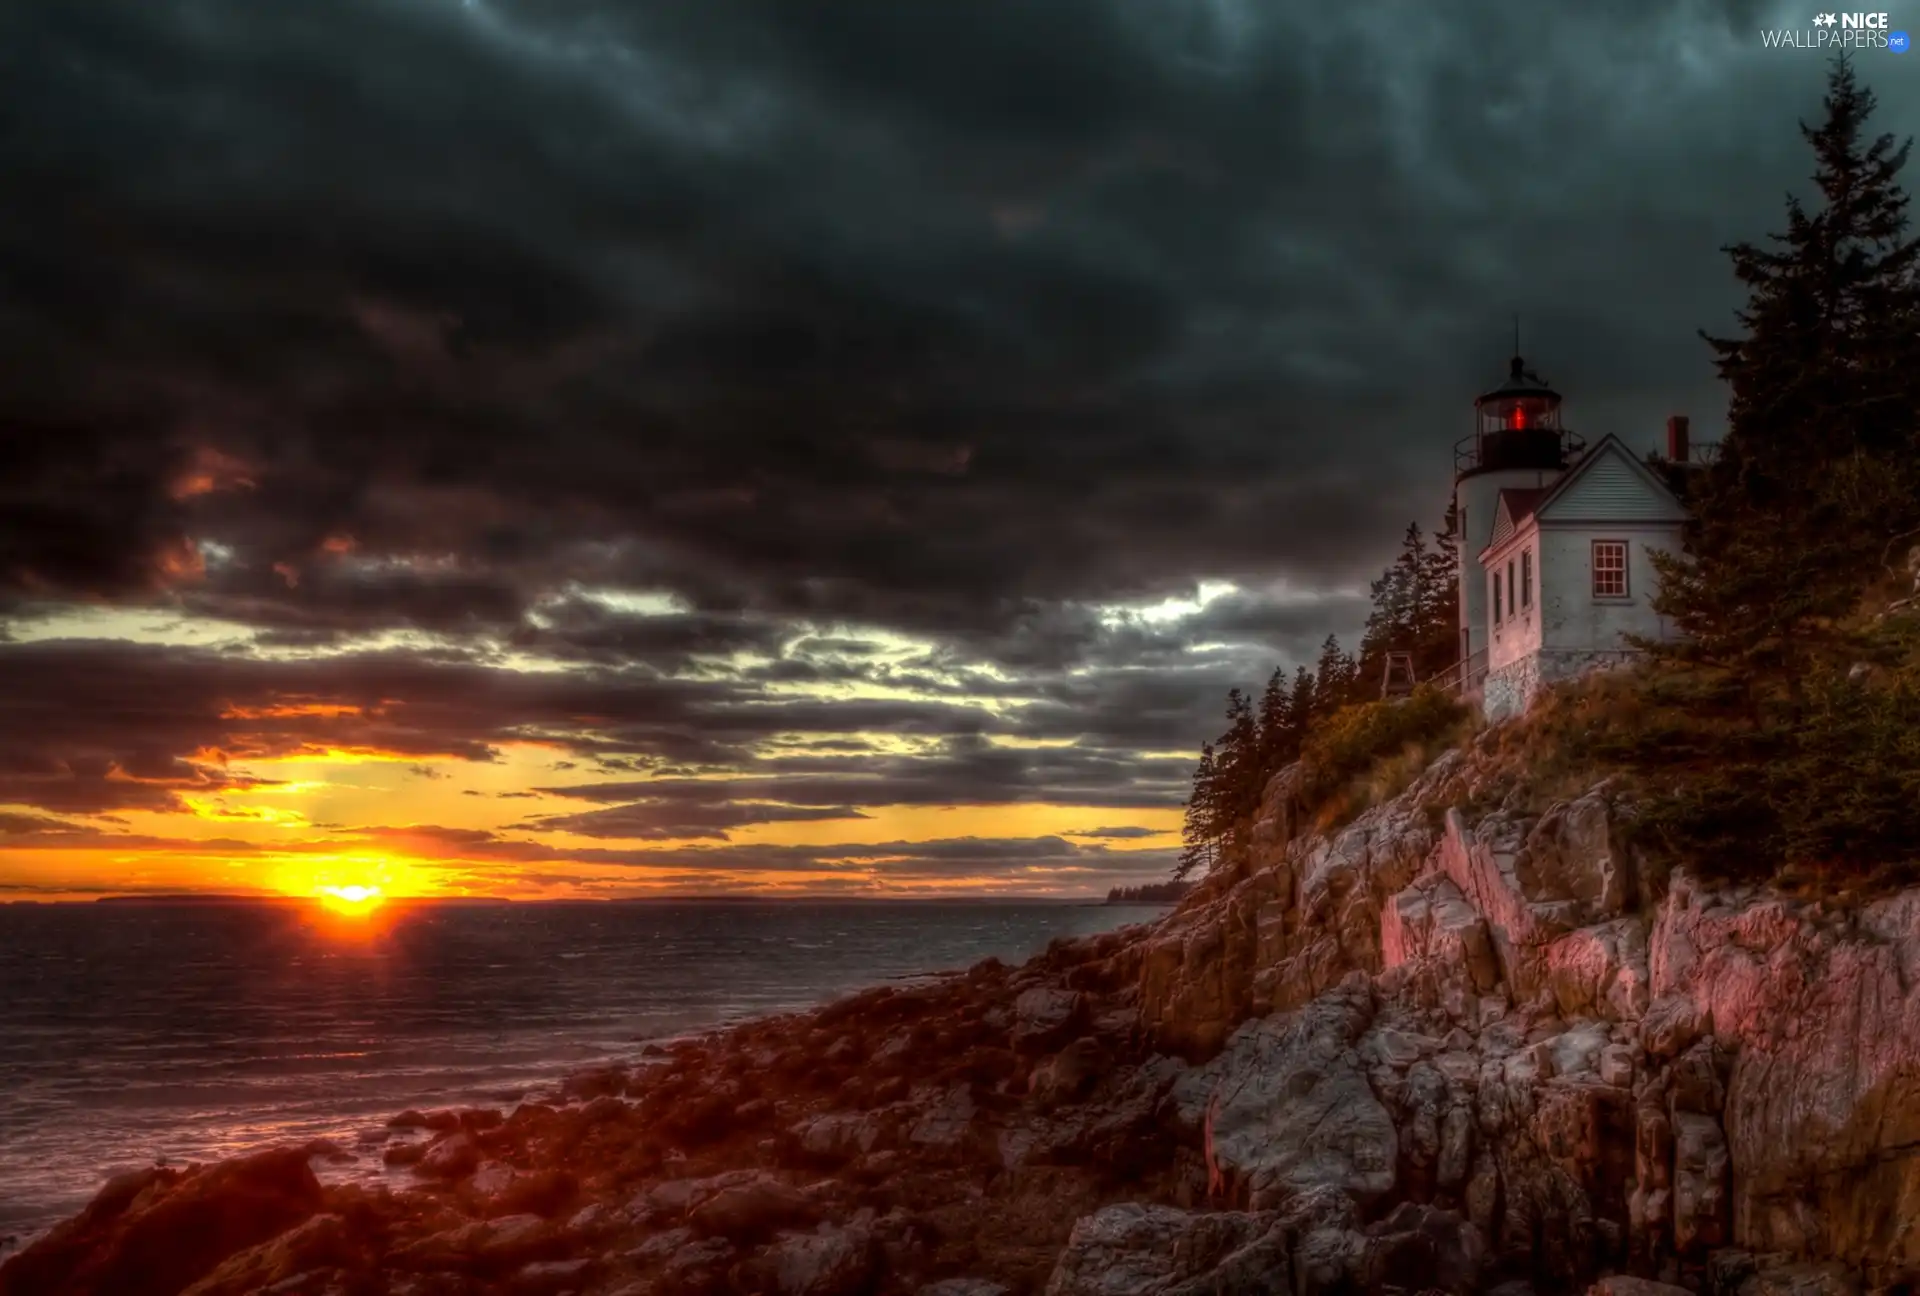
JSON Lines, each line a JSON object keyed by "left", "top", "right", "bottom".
{"left": 0, "top": 595, "right": 1222, "bottom": 902}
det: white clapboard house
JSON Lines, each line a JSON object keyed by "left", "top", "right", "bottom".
{"left": 1443, "top": 354, "right": 1691, "bottom": 721}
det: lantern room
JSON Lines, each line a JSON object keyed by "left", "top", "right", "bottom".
{"left": 1455, "top": 354, "right": 1582, "bottom": 478}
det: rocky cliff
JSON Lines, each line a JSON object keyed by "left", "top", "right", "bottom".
{"left": 1131, "top": 731, "right": 1913, "bottom": 1294}
{"left": 1, "top": 729, "right": 1910, "bottom": 1296}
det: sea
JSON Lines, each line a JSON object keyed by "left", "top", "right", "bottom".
{"left": 0, "top": 898, "right": 1168, "bottom": 1248}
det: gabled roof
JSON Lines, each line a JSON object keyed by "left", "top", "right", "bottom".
{"left": 1480, "top": 434, "right": 1686, "bottom": 562}
{"left": 1486, "top": 487, "right": 1554, "bottom": 551}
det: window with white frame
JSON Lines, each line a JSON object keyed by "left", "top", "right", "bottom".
{"left": 1592, "top": 541, "right": 1628, "bottom": 598}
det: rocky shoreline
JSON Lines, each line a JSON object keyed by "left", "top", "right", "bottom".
{"left": 3, "top": 734, "right": 1915, "bottom": 1296}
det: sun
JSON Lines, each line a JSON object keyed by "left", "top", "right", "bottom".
{"left": 316, "top": 884, "right": 386, "bottom": 917}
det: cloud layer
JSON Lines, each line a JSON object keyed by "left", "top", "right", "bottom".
{"left": 2, "top": 0, "right": 1908, "bottom": 894}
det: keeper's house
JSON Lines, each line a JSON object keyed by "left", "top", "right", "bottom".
{"left": 1449, "top": 354, "right": 1691, "bottom": 721}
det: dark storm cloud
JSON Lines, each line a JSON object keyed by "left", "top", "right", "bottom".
{"left": 5, "top": 0, "right": 1886, "bottom": 633}
{"left": 521, "top": 798, "right": 871, "bottom": 841}
{"left": 5, "top": 0, "right": 1914, "bottom": 869}
{"left": 530, "top": 737, "right": 1196, "bottom": 817}
{"left": 353, "top": 824, "right": 1180, "bottom": 883}
{"left": 0, "top": 812, "right": 92, "bottom": 837}
{"left": 0, "top": 640, "right": 1190, "bottom": 816}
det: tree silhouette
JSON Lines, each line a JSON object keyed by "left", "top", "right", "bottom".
{"left": 1648, "top": 54, "right": 1920, "bottom": 709}
{"left": 1175, "top": 742, "right": 1221, "bottom": 880}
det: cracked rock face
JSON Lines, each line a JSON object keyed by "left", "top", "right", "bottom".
{"left": 1132, "top": 743, "right": 1915, "bottom": 1293}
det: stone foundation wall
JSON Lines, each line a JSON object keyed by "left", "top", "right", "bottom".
{"left": 1484, "top": 648, "right": 1641, "bottom": 722}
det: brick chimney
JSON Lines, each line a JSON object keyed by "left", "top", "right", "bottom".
{"left": 1665, "top": 415, "right": 1690, "bottom": 462}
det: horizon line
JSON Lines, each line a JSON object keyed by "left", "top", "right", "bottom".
{"left": 0, "top": 891, "right": 1173, "bottom": 906}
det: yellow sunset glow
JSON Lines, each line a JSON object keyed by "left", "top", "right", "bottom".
{"left": 317, "top": 884, "right": 385, "bottom": 916}
{"left": 1, "top": 675, "right": 1181, "bottom": 900}
{"left": 272, "top": 852, "right": 438, "bottom": 903}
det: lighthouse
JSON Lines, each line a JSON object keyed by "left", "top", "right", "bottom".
{"left": 1453, "top": 354, "right": 1583, "bottom": 669}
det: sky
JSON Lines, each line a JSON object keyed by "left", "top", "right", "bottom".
{"left": 1, "top": 1, "right": 1914, "bottom": 901}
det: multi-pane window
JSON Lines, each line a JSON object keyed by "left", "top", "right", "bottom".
{"left": 1521, "top": 550, "right": 1533, "bottom": 609}
{"left": 1592, "top": 541, "right": 1628, "bottom": 598}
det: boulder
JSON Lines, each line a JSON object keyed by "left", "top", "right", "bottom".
{"left": 389, "top": 1213, "right": 563, "bottom": 1271}
{"left": 1523, "top": 790, "right": 1634, "bottom": 921}
{"left": 1173, "top": 984, "right": 1398, "bottom": 1208}
{"left": 1031, "top": 1037, "right": 1107, "bottom": 1107}
{"left": 0, "top": 1147, "right": 324, "bottom": 1296}
{"left": 1544, "top": 919, "right": 1651, "bottom": 1022}
{"left": 750, "top": 1224, "right": 878, "bottom": 1296}
{"left": 508, "top": 1257, "right": 595, "bottom": 1293}
{"left": 1671, "top": 1111, "right": 1729, "bottom": 1256}
{"left": 1638, "top": 996, "right": 1709, "bottom": 1061}
{"left": 1011, "top": 988, "right": 1087, "bottom": 1053}
{"left": 793, "top": 1112, "right": 883, "bottom": 1163}
{"left": 1587, "top": 1279, "right": 1692, "bottom": 1296}
{"left": 1709, "top": 1255, "right": 1862, "bottom": 1296}
{"left": 645, "top": 1169, "right": 760, "bottom": 1219}
{"left": 686, "top": 1174, "right": 818, "bottom": 1242}
{"left": 908, "top": 1084, "right": 977, "bottom": 1147}
{"left": 417, "top": 1132, "right": 481, "bottom": 1180}
{"left": 1358, "top": 1202, "right": 1485, "bottom": 1295}
{"left": 1381, "top": 873, "right": 1500, "bottom": 1006}
{"left": 176, "top": 1212, "right": 362, "bottom": 1296}
{"left": 1042, "top": 1203, "right": 1289, "bottom": 1295}
{"left": 656, "top": 1235, "right": 737, "bottom": 1291}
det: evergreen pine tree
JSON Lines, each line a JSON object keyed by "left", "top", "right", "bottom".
{"left": 1288, "top": 665, "right": 1317, "bottom": 746}
{"left": 1257, "top": 666, "right": 1290, "bottom": 769}
{"left": 1355, "top": 516, "right": 1460, "bottom": 696}
{"left": 1649, "top": 54, "right": 1920, "bottom": 705}
{"left": 1312, "top": 635, "right": 1357, "bottom": 712}
{"left": 1357, "top": 525, "right": 1421, "bottom": 692}
{"left": 1176, "top": 742, "right": 1221, "bottom": 879}
{"left": 1215, "top": 687, "right": 1262, "bottom": 823}
{"left": 1418, "top": 503, "right": 1462, "bottom": 677}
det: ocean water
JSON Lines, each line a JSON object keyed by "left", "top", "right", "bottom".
{"left": 0, "top": 899, "right": 1165, "bottom": 1247}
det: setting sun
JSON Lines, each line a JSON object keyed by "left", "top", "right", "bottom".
{"left": 316, "top": 884, "right": 385, "bottom": 917}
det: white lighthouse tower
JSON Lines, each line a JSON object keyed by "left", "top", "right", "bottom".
{"left": 1453, "top": 353, "right": 1582, "bottom": 670}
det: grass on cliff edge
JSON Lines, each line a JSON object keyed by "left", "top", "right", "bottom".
{"left": 1296, "top": 687, "right": 1477, "bottom": 836}
{"left": 1478, "top": 608, "right": 1920, "bottom": 895}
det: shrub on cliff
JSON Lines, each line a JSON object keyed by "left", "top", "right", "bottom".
{"left": 1611, "top": 632, "right": 1920, "bottom": 889}
{"left": 1295, "top": 687, "right": 1472, "bottom": 831}
{"left": 1478, "top": 606, "right": 1920, "bottom": 889}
